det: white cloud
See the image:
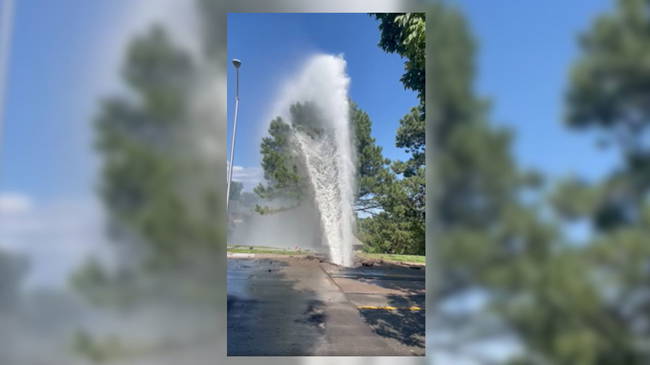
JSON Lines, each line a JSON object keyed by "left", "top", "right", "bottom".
{"left": 231, "top": 165, "right": 263, "bottom": 191}
{"left": 0, "top": 193, "right": 112, "bottom": 288}
{"left": 0, "top": 192, "right": 32, "bottom": 215}
{"left": 0, "top": 2, "right": 223, "bottom": 288}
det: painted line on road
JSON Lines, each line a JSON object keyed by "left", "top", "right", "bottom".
{"left": 357, "top": 305, "right": 423, "bottom": 311}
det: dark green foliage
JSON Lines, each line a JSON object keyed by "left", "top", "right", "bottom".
{"left": 76, "top": 20, "right": 225, "bottom": 313}
{"left": 122, "top": 26, "right": 194, "bottom": 121}
{"left": 350, "top": 102, "right": 394, "bottom": 213}
{"left": 567, "top": 0, "right": 650, "bottom": 138}
{"left": 359, "top": 166, "right": 425, "bottom": 255}
{"left": 476, "top": 1, "right": 650, "bottom": 363}
{"left": 550, "top": 178, "right": 601, "bottom": 221}
{"left": 255, "top": 101, "right": 393, "bottom": 216}
{"left": 362, "top": 13, "right": 428, "bottom": 255}
{"left": 95, "top": 26, "right": 220, "bottom": 267}
{"left": 565, "top": 2, "right": 650, "bottom": 223}
{"left": 393, "top": 106, "right": 425, "bottom": 177}
{"left": 374, "top": 13, "right": 425, "bottom": 102}
{"left": 379, "top": 5, "right": 543, "bottom": 285}
{"left": 437, "top": 122, "right": 519, "bottom": 229}
{"left": 254, "top": 14, "right": 427, "bottom": 255}
{"left": 564, "top": 0, "right": 650, "bottom": 232}
{"left": 254, "top": 102, "right": 320, "bottom": 214}
{"left": 523, "top": 0, "right": 650, "bottom": 362}
{"left": 373, "top": 8, "right": 634, "bottom": 364}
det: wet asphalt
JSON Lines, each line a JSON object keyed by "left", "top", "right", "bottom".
{"left": 227, "top": 255, "right": 425, "bottom": 356}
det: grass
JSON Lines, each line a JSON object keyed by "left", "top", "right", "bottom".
{"left": 227, "top": 245, "right": 309, "bottom": 256}
{"left": 356, "top": 251, "right": 425, "bottom": 265}
{"left": 227, "top": 245, "right": 425, "bottom": 265}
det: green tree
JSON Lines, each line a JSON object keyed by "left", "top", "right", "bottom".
{"left": 527, "top": 0, "right": 650, "bottom": 362}
{"left": 358, "top": 167, "right": 425, "bottom": 254}
{"left": 374, "top": 13, "right": 425, "bottom": 176}
{"left": 94, "top": 25, "right": 219, "bottom": 271}
{"left": 468, "top": 0, "right": 650, "bottom": 362}
{"left": 255, "top": 101, "right": 393, "bottom": 215}
{"left": 375, "top": 5, "right": 549, "bottom": 281}
{"left": 566, "top": 0, "right": 650, "bottom": 231}
{"left": 71, "top": 1, "right": 227, "bottom": 361}
{"left": 350, "top": 102, "right": 394, "bottom": 214}
{"left": 375, "top": 9, "right": 595, "bottom": 363}
{"left": 254, "top": 103, "right": 313, "bottom": 213}
{"left": 74, "top": 22, "right": 224, "bottom": 310}
{"left": 361, "top": 13, "right": 426, "bottom": 255}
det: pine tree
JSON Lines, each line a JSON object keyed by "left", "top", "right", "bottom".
{"left": 255, "top": 101, "right": 393, "bottom": 215}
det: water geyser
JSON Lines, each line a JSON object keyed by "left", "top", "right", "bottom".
{"left": 270, "top": 54, "right": 356, "bottom": 266}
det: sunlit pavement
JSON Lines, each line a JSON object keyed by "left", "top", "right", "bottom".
{"left": 227, "top": 255, "right": 425, "bottom": 356}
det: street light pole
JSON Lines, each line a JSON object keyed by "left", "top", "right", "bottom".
{"left": 226, "top": 59, "right": 241, "bottom": 211}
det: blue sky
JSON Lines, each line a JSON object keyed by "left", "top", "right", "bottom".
{"left": 227, "top": 5, "right": 621, "bottom": 192}
{"left": 0, "top": 0, "right": 194, "bottom": 287}
{"left": 452, "top": 0, "right": 619, "bottom": 182}
{"left": 0, "top": 0, "right": 629, "bottom": 303}
{"left": 227, "top": 12, "right": 419, "bottom": 183}
{"left": 2, "top": 2, "right": 622, "bottom": 203}
{"left": 2, "top": 4, "right": 623, "bottom": 284}
{"left": 0, "top": 0, "right": 193, "bottom": 202}
{"left": 1, "top": 1, "right": 119, "bottom": 201}
{"left": 0, "top": 2, "right": 629, "bottom": 354}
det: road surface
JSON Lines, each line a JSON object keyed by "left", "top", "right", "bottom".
{"left": 227, "top": 254, "right": 425, "bottom": 356}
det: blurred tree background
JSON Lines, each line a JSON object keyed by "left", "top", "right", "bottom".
{"left": 70, "top": 0, "right": 650, "bottom": 362}
{"left": 253, "top": 14, "right": 425, "bottom": 255}
{"left": 68, "top": 1, "right": 228, "bottom": 361}
{"left": 254, "top": 102, "right": 326, "bottom": 213}
{"left": 416, "top": 1, "right": 650, "bottom": 364}
{"left": 253, "top": 100, "right": 396, "bottom": 235}
{"left": 254, "top": 101, "right": 393, "bottom": 209}
{"left": 0, "top": 247, "right": 28, "bottom": 313}
{"left": 72, "top": 0, "right": 226, "bottom": 311}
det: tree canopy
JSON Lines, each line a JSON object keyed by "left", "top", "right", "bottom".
{"left": 255, "top": 101, "right": 393, "bottom": 216}
{"left": 532, "top": 0, "right": 650, "bottom": 362}
{"left": 74, "top": 15, "right": 225, "bottom": 311}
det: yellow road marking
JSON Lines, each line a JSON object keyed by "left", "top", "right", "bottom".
{"left": 357, "top": 305, "right": 423, "bottom": 311}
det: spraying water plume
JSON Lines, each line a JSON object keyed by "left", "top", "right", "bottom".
{"left": 269, "top": 54, "right": 356, "bottom": 267}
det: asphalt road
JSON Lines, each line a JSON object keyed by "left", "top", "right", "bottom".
{"left": 227, "top": 255, "right": 425, "bottom": 356}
